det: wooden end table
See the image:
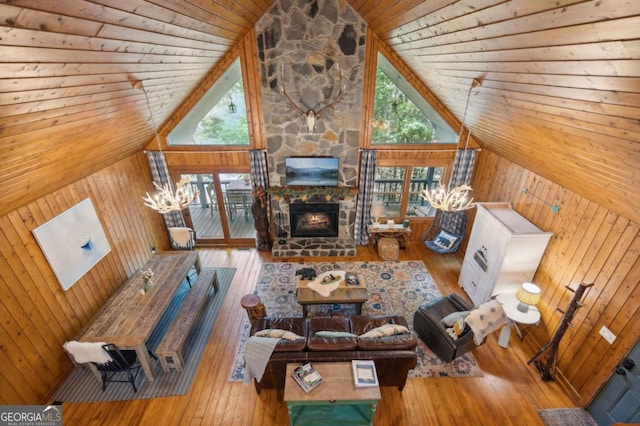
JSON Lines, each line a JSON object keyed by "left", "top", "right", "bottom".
{"left": 368, "top": 224, "right": 411, "bottom": 249}
{"left": 284, "top": 362, "right": 380, "bottom": 426}
{"left": 296, "top": 271, "right": 367, "bottom": 317}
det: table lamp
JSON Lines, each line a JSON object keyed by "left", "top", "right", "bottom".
{"left": 516, "top": 282, "right": 541, "bottom": 313}
{"left": 370, "top": 202, "right": 385, "bottom": 225}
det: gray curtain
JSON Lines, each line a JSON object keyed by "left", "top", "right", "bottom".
{"left": 249, "top": 150, "right": 269, "bottom": 189}
{"left": 146, "top": 151, "right": 187, "bottom": 228}
{"left": 440, "top": 149, "right": 477, "bottom": 233}
{"left": 354, "top": 150, "right": 377, "bottom": 245}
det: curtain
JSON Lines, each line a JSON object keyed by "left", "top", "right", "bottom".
{"left": 146, "top": 151, "right": 187, "bottom": 228}
{"left": 249, "top": 150, "right": 269, "bottom": 189}
{"left": 354, "top": 150, "right": 377, "bottom": 245}
{"left": 440, "top": 148, "right": 477, "bottom": 234}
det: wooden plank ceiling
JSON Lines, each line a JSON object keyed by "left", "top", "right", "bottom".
{"left": 1, "top": 1, "right": 639, "bottom": 222}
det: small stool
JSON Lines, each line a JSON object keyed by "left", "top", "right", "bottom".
{"left": 378, "top": 237, "right": 399, "bottom": 260}
{"left": 241, "top": 294, "right": 266, "bottom": 323}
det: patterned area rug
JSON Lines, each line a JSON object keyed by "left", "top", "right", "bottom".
{"left": 538, "top": 408, "right": 598, "bottom": 426}
{"left": 229, "top": 261, "right": 482, "bottom": 381}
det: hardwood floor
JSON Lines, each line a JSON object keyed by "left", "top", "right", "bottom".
{"left": 58, "top": 244, "right": 577, "bottom": 425}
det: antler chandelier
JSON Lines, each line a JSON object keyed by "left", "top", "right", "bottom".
{"left": 421, "top": 184, "right": 475, "bottom": 212}
{"left": 421, "top": 78, "right": 481, "bottom": 213}
{"left": 133, "top": 80, "right": 199, "bottom": 214}
{"left": 143, "top": 178, "right": 198, "bottom": 214}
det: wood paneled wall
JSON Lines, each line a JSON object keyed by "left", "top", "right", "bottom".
{"left": 0, "top": 153, "right": 167, "bottom": 405}
{"left": 471, "top": 149, "right": 640, "bottom": 405}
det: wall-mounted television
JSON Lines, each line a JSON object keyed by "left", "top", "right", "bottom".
{"left": 285, "top": 157, "right": 339, "bottom": 186}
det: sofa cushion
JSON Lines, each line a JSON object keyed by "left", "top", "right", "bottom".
{"left": 351, "top": 315, "right": 417, "bottom": 351}
{"left": 307, "top": 317, "right": 357, "bottom": 351}
{"left": 250, "top": 317, "right": 307, "bottom": 352}
{"left": 254, "top": 328, "right": 302, "bottom": 340}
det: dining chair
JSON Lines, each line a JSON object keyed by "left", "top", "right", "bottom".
{"left": 168, "top": 227, "right": 196, "bottom": 250}
{"left": 225, "top": 191, "right": 250, "bottom": 222}
{"left": 206, "top": 183, "right": 218, "bottom": 217}
{"left": 63, "top": 341, "right": 142, "bottom": 393}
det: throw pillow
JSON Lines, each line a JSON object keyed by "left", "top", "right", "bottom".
{"left": 359, "top": 324, "right": 410, "bottom": 338}
{"left": 315, "top": 331, "right": 358, "bottom": 338}
{"left": 254, "top": 328, "right": 302, "bottom": 340}
{"left": 433, "top": 230, "right": 460, "bottom": 249}
{"left": 440, "top": 311, "right": 470, "bottom": 327}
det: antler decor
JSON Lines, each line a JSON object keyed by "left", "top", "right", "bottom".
{"left": 420, "top": 184, "right": 475, "bottom": 212}
{"left": 280, "top": 63, "right": 344, "bottom": 132}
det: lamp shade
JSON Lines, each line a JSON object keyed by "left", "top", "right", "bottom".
{"left": 370, "top": 202, "right": 385, "bottom": 219}
{"left": 516, "top": 282, "right": 541, "bottom": 313}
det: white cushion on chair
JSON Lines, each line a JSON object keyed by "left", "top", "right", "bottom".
{"left": 169, "top": 227, "right": 193, "bottom": 248}
{"left": 63, "top": 340, "right": 111, "bottom": 364}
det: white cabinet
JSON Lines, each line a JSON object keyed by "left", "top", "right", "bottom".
{"left": 459, "top": 202, "right": 553, "bottom": 305}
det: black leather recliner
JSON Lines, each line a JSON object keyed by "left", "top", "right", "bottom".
{"left": 413, "top": 293, "right": 481, "bottom": 362}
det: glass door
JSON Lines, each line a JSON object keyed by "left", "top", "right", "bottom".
{"left": 182, "top": 171, "right": 255, "bottom": 245}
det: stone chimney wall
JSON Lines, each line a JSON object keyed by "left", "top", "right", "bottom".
{"left": 255, "top": 0, "right": 366, "bottom": 239}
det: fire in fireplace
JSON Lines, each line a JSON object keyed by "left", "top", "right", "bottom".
{"left": 289, "top": 203, "right": 339, "bottom": 238}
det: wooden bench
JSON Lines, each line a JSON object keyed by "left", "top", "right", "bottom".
{"left": 156, "top": 269, "right": 218, "bottom": 372}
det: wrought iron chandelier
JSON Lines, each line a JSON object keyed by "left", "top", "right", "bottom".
{"left": 133, "top": 80, "right": 199, "bottom": 214}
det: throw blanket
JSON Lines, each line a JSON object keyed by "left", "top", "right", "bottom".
{"left": 63, "top": 340, "right": 111, "bottom": 364}
{"left": 464, "top": 300, "right": 507, "bottom": 345}
{"left": 169, "top": 227, "right": 193, "bottom": 248}
{"left": 307, "top": 270, "right": 344, "bottom": 297}
{"left": 243, "top": 336, "right": 280, "bottom": 383}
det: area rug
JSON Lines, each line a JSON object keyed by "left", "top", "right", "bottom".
{"left": 52, "top": 267, "right": 235, "bottom": 402}
{"left": 538, "top": 408, "right": 598, "bottom": 426}
{"left": 229, "top": 261, "right": 482, "bottom": 381}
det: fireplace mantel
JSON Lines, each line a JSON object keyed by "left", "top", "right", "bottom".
{"left": 269, "top": 186, "right": 358, "bottom": 203}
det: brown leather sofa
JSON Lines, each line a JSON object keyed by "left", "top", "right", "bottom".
{"left": 249, "top": 315, "right": 418, "bottom": 393}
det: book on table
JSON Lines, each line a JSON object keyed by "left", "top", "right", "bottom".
{"left": 345, "top": 273, "right": 360, "bottom": 287}
{"left": 352, "top": 360, "right": 379, "bottom": 387}
{"left": 292, "top": 362, "right": 323, "bottom": 393}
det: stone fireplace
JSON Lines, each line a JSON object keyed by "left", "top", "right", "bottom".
{"left": 289, "top": 203, "right": 339, "bottom": 238}
{"left": 255, "top": 0, "right": 365, "bottom": 257}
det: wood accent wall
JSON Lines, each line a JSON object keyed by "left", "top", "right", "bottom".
{"left": 471, "top": 149, "right": 640, "bottom": 405}
{"left": 0, "top": 153, "right": 166, "bottom": 405}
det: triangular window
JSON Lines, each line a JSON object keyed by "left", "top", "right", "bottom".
{"left": 168, "top": 58, "right": 249, "bottom": 146}
{"left": 372, "top": 53, "right": 457, "bottom": 145}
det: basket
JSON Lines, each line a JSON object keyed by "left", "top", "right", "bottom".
{"left": 378, "top": 237, "right": 399, "bottom": 260}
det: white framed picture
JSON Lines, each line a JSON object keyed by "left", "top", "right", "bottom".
{"left": 32, "top": 198, "right": 111, "bottom": 290}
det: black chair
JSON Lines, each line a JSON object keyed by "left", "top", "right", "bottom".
{"left": 95, "top": 344, "right": 142, "bottom": 393}
{"left": 422, "top": 210, "right": 467, "bottom": 254}
{"left": 413, "top": 293, "right": 481, "bottom": 362}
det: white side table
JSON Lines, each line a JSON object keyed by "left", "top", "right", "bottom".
{"left": 495, "top": 293, "right": 541, "bottom": 348}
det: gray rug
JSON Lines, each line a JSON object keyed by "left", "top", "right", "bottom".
{"left": 52, "top": 267, "right": 235, "bottom": 402}
{"left": 538, "top": 408, "right": 598, "bottom": 426}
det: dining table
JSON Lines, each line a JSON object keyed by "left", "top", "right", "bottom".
{"left": 78, "top": 251, "right": 201, "bottom": 381}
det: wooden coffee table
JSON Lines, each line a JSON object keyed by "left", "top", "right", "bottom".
{"left": 296, "top": 270, "right": 367, "bottom": 317}
{"left": 284, "top": 362, "right": 380, "bottom": 426}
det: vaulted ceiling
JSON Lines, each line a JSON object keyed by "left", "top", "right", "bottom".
{"left": 1, "top": 1, "right": 638, "bottom": 222}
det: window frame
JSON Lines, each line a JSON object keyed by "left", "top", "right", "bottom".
{"left": 374, "top": 155, "right": 454, "bottom": 221}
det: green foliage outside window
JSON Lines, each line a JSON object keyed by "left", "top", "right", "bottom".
{"left": 372, "top": 69, "right": 435, "bottom": 144}
{"left": 194, "top": 80, "right": 249, "bottom": 145}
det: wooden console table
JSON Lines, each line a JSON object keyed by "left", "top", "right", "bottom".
{"left": 284, "top": 362, "right": 380, "bottom": 426}
{"left": 368, "top": 224, "right": 411, "bottom": 249}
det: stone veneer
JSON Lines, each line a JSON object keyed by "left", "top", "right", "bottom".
{"left": 255, "top": 0, "right": 366, "bottom": 253}
{"left": 271, "top": 237, "right": 357, "bottom": 257}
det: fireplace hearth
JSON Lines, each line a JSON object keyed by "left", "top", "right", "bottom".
{"left": 289, "top": 203, "right": 339, "bottom": 238}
